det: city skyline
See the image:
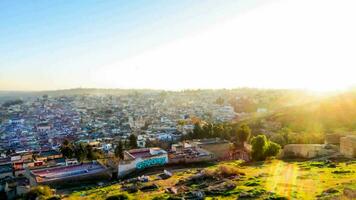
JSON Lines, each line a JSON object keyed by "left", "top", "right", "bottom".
{"left": 1, "top": 0, "right": 356, "bottom": 92}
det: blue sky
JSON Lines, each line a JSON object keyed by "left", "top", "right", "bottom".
{"left": 1, "top": 0, "right": 356, "bottom": 91}
{"left": 0, "top": 0, "right": 264, "bottom": 90}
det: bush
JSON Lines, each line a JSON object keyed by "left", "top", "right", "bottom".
{"left": 265, "top": 142, "right": 281, "bottom": 157}
{"left": 217, "top": 165, "right": 240, "bottom": 178}
{"left": 46, "top": 197, "right": 61, "bottom": 200}
{"left": 106, "top": 193, "right": 130, "bottom": 200}
{"left": 251, "top": 135, "right": 281, "bottom": 161}
{"left": 251, "top": 135, "right": 269, "bottom": 161}
{"left": 26, "top": 186, "right": 53, "bottom": 200}
{"left": 202, "top": 165, "right": 241, "bottom": 178}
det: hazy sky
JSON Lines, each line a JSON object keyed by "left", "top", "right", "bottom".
{"left": 1, "top": 0, "right": 356, "bottom": 91}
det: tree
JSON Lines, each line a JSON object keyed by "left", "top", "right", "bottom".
{"left": 192, "top": 122, "right": 203, "bottom": 139}
{"left": 265, "top": 141, "right": 281, "bottom": 158}
{"left": 115, "top": 140, "right": 124, "bottom": 160}
{"left": 236, "top": 124, "right": 251, "bottom": 145}
{"left": 60, "top": 139, "right": 74, "bottom": 158}
{"left": 251, "top": 135, "right": 281, "bottom": 161}
{"left": 251, "top": 135, "right": 269, "bottom": 161}
{"left": 86, "top": 145, "right": 95, "bottom": 160}
{"left": 128, "top": 134, "right": 138, "bottom": 149}
{"left": 74, "top": 143, "right": 87, "bottom": 162}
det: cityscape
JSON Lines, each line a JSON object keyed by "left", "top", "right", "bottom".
{"left": 1, "top": 0, "right": 356, "bottom": 200}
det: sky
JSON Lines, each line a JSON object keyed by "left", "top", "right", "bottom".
{"left": 1, "top": 0, "right": 356, "bottom": 91}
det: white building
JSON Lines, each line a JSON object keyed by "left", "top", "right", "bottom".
{"left": 118, "top": 148, "right": 168, "bottom": 177}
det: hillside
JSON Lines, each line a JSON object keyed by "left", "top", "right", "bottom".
{"left": 63, "top": 160, "right": 356, "bottom": 200}
{"left": 241, "top": 91, "right": 356, "bottom": 143}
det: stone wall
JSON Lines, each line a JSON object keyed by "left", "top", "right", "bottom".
{"left": 340, "top": 136, "right": 356, "bottom": 158}
{"left": 196, "top": 142, "right": 232, "bottom": 160}
{"left": 282, "top": 144, "right": 324, "bottom": 158}
{"left": 325, "top": 133, "right": 344, "bottom": 145}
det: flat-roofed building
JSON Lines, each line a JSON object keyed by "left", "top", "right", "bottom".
{"left": 118, "top": 148, "right": 168, "bottom": 177}
{"left": 27, "top": 162, "right": 109, "bottom": 186}
{"left": 0, "top": 163, "right": 13, "bottom": 179}
{"left": 35, "top": 150, "right": 62, "bottom": 162}
{"left": 169, "top": 144, "right": 214, "bottom": 164}
{"left": 187, "top": 138, "right": 232, "bottom": 160}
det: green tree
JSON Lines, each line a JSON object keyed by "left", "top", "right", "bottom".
{"left": 251, "top": 135, "right": 269, "bottom": 161}
{"left": 86, "top": 145, "right": 95, "bottom": 160}
{"left": 115, "top": 140, "right": 124, "bottom": 160}
{"left": 237, "top": 124, "right": 251, "bottom": 145}
{"left": 128, "top": 134, "right": 138, "bottom": 149}
{"left": 265, "top": 141, "right": 281, "bottom": 158}
{"left": 74, "top": 143, "right": 87, "bottom": 162}
{"left": 60, "top": 139, "right": 74, "bottom": 158}
{"left": 193, "top": 122, "right": 203, "bottom": 139}
{"left": 251, "top": 135, "right": 281, "bottom": 161}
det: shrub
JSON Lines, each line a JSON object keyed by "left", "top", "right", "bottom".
{"left": 251, "top": 135, "right": 281, "bottom": 161}
{"left": 106, "top": 193, "right": 130, "bottom": 200}
{"left": 26, "top": 186, "right": 53, "bottom": 200}
{"left": 217, "top": 165, "right": 240, "bottom": 178}
{"left": 251, "top": 135, "right": 269, "bottom": 161}
{"left": 202, "top": 165, "right": 241, "bottom": 178}
{"left": 265, "top": 142, "right": 281, "bottom": 157}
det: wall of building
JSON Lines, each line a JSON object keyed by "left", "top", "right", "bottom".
{"left": 136, "top": 155, "right": 167, "bottom": 170}
{"left": 197, "top": 143, "right": 231, "bottom": 160}
{"left": 340, "top": 136, "right": 356, "bottom": 158}
{"left": 283, "top": 144, "right": 324, "bottom": 158}
{"left": 118, "top": 160, "right": 136, "bottom": 177}
{"left": 325, "top": 133, "right": 344, "bottom": 145}
{"left": 118, "top": 154, "right": 168, "bottom": 177}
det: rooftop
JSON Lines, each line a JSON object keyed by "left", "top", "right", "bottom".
{"left": 31, "top": 162, "right": 106, "bottom": 183}
{"left": 127, "top": 148, "right": 167, "bottom": 159}
{"left": 0, "top": 163, "right": 13, "bottom": 174}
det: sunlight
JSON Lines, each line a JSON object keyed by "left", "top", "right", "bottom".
{"left": 265, "top": 161, "right": 299, "bottom": 198}
{"left": 91, "top": 0, "right": 356, "bottom": 91}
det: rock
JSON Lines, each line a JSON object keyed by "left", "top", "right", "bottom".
{"left": 322, "top": 188, "right": 339, "bottom": 195}
{"left": 205, "top": 181, "right": 236, "bottom": 195}
{"left": 343, "top": 188, "right": 356, "bottom": 199}
{"left": 238, "top": 192, "right": 255, "bottom": 198}
{"left": 140, "top": 183, "right": 158, "bottom": 192}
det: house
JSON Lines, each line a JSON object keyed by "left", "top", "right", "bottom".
{"left": 118, "top": 148, "right": 168, "bottom": 177}
{"left": 9, "top": 118, "right": 24, "bottom": 125}
{"left": 187, "top": 138, "right": 232, "bottom": 160}
{"left": 230, "top": 143, "right": 251, "bottom": 162}
{"left": 35, "top": 150, "right": 62, "bottom": 162}
{"left": 169, "top": 143, "right": 213, "bottom": 164}
{"left": 3, "top": 177, "right": 30, "bottom": 198}
{"left": 0, "top": 163, "right": 13, "bottom": 179}
{"left": 137, "top": 135, "right": 146, "bottom": 148}
{"left": 36, "top": 122, "right": 51, "bottom": 132}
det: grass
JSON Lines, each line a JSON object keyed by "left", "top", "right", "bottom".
{"left": 63, "top": 160, "right": 356, "bottom": 200}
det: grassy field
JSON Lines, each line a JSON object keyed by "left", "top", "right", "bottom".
{"left": 63, "top": 160, "right": 356, "bottom": 200}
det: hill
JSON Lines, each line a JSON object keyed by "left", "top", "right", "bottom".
{"left": 63, "top": 160, "right": 356, "bottom": 200}
{"left": 241, "top": 91, "right": 356, "bottom": 144}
